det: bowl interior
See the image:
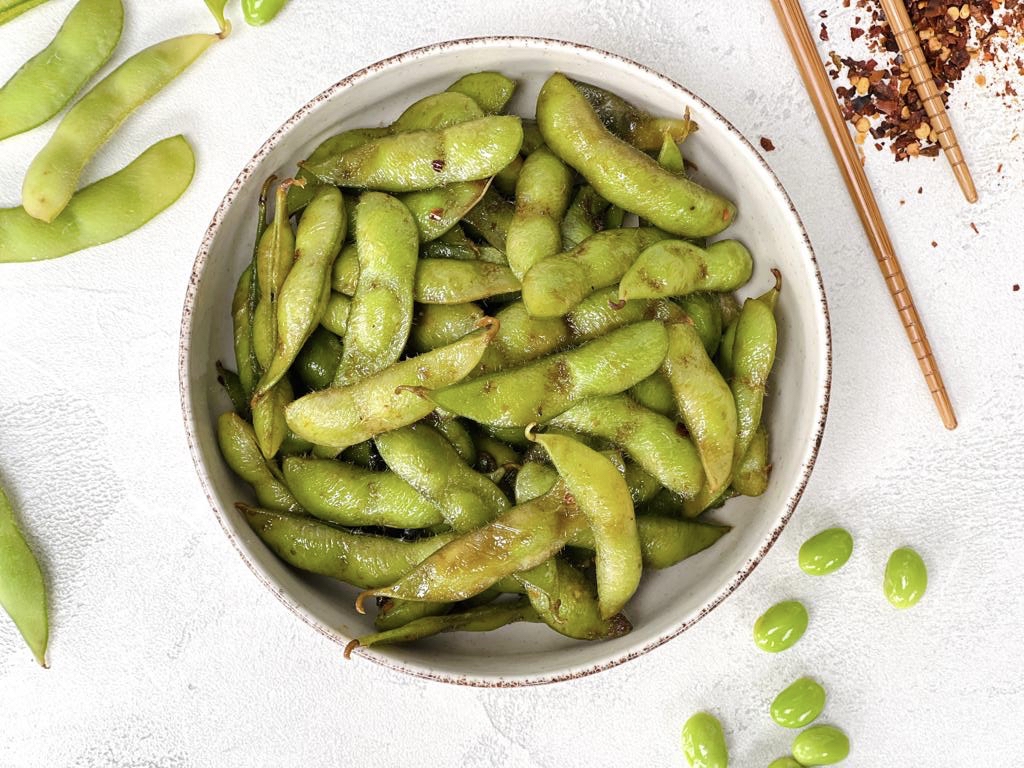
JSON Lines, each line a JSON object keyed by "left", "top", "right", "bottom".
{"left": 181, "top": 37, "right": 829, "bottom": 685}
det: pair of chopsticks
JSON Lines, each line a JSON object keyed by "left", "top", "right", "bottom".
{"left": 771, "top": 0, "right": 974, "bottom": 430}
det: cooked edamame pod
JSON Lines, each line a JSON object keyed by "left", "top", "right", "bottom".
{"left": 256, "top": 186, "right": 345, "bottom": 396}
{"left": 333, "top": 192, "right": 418, "bottom": 386}
{"left": 473, "top": 301, "right": 568, "bottom": 375}
{"left": 427, "top": 412, "right": 477, "bottom": 464}
{"left": 627, "top": 373, "right": 676, "bottom": 417}
{"left": 621, "top": 461, "right": 662, "bottom": 505}
{"left": 400, "top": 179, "right": 489, "bottom": 242}
{"left": 216, "top": 362, "right": 248, "bottom": 416}
{"left": 656, "top": 130, "right": 686, "bottom": 174}
{"left": 547, "top": 394, "right": 704, "bottom": 498}
{"left": 231, "top": 264, "right": 257, "bottom": 402}
{"left": 447, "top": 72, "right": 517, "bottom": 114}
{"left": 527, "top": 429, "right": 640, "bottom": 617}
{"left": 0, "top": 0, "right": 49, "bottom": 25}
{"left": 516, "top": 558, "right": 631, "bottom": 640}
{"left": 376, "top": 423, "right": 509, "bottom": 531}
{"left": 217, "top": 412, "right": 300, "bottom": 512}
{"left": 0, "top": 0, "right": 123, "bottom": 141}
{"left": 304, "top": 116, "right": 523, "bottom": 192}
{"left": 429, "top": 321, "right": 669, "bottom": 427}
{"left": 0, "top": 482, "right": 48, "bottom": 667}
{"left": 238, "top": 505, "right": 454, "bottom": 588}
{"left": 730, "top": 270, "right": 780, "bottom": 470}
{"left": 753, "top": 600, "right": 808, "bottom": 652}
{"left": 663, "top": 322, "right": 737, "bottom": 496}
{"left": 252, "top": 375, "right": 292, "bottom": 459}
{"left": 537, "top": 73, "right": 734, "bottom": 237}
{"left": 731, "top": 425, "right": 769, "bottom": 496}
{"left": 347, "top": 598, "right": 537, "bottom": 657}
{"left": 884, "top": 547, "right": 927, "bottom": 609}
{"left": 422, "top": 224, "right": 481, "bottom": 260}
{"left": 373, "top": 598, "right": 450, "bottom": 632}
{"left": 288, "top": 129, "right": 389, "bottom": 214}
{"left": 391, "top": 91, "right": 484, "bottom": 133}
{"left": 629, "top": 517, "right": 729, "bottom": 569}
{"left": 0, "top": 135, "right": 195, "bottom": 263}
{"left": 521, "top": 228, "right": 669, "bottom": 317}
{"left": 493, "top": 155, "right": 523, "bottom": 196}
{"left": 618, "top": 240, "right": 753, "bottom": 301}
{"left": 676, "top": 292, "right": 724, "bottom": 356}
{"left": 791, "top": 725, "right": 850, "bottom": 766}
{"left": 22, "top": 33, "right": 218, "bottom": 223}
{"left": 319, "top": 293, "right": 351, "bottom": 337}
{"left": 461, "top": 187, "right": 514, "bottom": 251}
{"left": 409, "top": 302, "right": 484, "bottom": 352}
{"left": 473, "top": 432, "right": 520, "bottom": 477}
{"left": 716, "top": 317, "right": 738, "bottom": 380}
{"left": 798, "top": 527, "right": 853, "bottom": 576}
{"left": 355, "top": 484, "right": 583, "bottom": 608}
{"left": 281, "top": 457, "right": 444, "bottom": 529}
{"left": 242, "top": 0, "right": 287, "bottom": 25}
{"left": 252, "top": 181, "right": 296, "bottom": 369}
{"left": 286, "top": 321, "right": 497, "bottom": 450}
{"left": 561, "top": 185, "right": 611, "bottom": 249}
{"left": 294, "top": 326, "right": 343, "bottom": 391}
{"left": 681, "top": 712, "right": 728, "bottom": 768}
{"left": 414, "top": 259, "right": 520, "bottom": 303}
{"left": 570, "top": 78, "right": 697, "bottom": 151}
{"left": 506, "top": 147, "right": 573, "bottom": 279}
{"left": 330, "top": 243, "right": 359, "bottom": 295}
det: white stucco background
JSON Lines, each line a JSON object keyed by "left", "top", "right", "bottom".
{"left": 1, "top": 2, "right": 1022, "bottom": 765}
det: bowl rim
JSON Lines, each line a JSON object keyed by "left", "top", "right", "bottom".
{"left": 178, "top": 35, "right": 832, "bottom": 688}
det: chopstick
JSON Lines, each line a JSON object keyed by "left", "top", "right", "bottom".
{"left": 878, "top": 0, "right": 977, "bottom": 203}
{"left": 770, "top": 0, "right": 958, "bottom": 430}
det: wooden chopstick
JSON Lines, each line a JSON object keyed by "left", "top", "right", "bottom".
{"left": 771, "top": 0, "right": 958, "bottom": 430}
{"left": 878, "top": 0, "right": 977, "bottom": 203}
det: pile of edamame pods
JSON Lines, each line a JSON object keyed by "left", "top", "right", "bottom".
{"left": 217, "top": 70, "right": 783, "bottom": 654}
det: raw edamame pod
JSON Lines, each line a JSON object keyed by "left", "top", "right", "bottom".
{"left": 516, "top": 558, "right": 631, "bottom": 640}
{"left": 0, "top": 136, "right": 195, "bottom": 263}
{"left": 681, "top": 712, "right": 728, "bottom": 768}
{"left": 447, "top": 72, "right": 517, "bottom": 114}
{"left": 537, "top": 73, "right": 735, "bottom": 238}
{"left": 0, "top": 0, "right": 123, "bottom": 141}
{"left": 304, "top": 116, "right": 523, "bottom": 192}
{"left": 0, "top": 483, "right": 48, "bottom": 667}
{"left": 506, "top": 146, "right": 573, "bottom": 279}
{"left": 217, "top": 412, "right": 300, "bottom": 512}
{"left": 618, "top": 240, "right": 753, "bottom": 301}
{"left": 791, "top": 725, "right": 850, "bottom": 766}
{"left": 22, "top": 33, "right": 219, "bottom": 223}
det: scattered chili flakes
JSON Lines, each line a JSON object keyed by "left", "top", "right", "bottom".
{"left": 997, "top": 162, "right": 1004, "bottom": 172}
{"left": 760, "top": 136, "right": 777, "bottom": 151}
{"left": 970, "top": 221, "right": 980, "bottom": 233}
{"left": 931, "top": 240, "right": 939, "bottom": 247}
{"left": 1014, "top": 283, "right": 1021, "bottom": 291}
{"left": 821, "top": 23, "right": 830, "bottom": 41}
{"left": 918, "top": 186, "right": 924, "bottom": 193}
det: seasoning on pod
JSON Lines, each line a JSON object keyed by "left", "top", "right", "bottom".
{"left": 884, "top": 546, "right": 927, "bottom": 609}
{"left": 770, "top": 677, "right": 826, "bottom": 729}
{"left": 681, "top": 712, "right": 729, "bottom": 768}
{"left": 753, "top": 600, "right": 808, "bottom": 653}
{"left": 798, "top": 527, "right": 853, "bottom": 576}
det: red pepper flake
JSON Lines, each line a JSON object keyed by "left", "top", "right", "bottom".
{"left": 819, "top": 9, "right": 828, "bottom": 18}
{"left": 431, "top": 159, "right": 445, "bottom": 172}
{"left": 917, "top": 186, "right": 923, "bottom": 194}
{"left": 970, "top": 221, "right": 980, "bottom": 234}
{"left": 1013, "top": 284, "right": 1020, "bottom": 292}
{"left": 428, "top": 208, "right": 444, "bottom": 221}
{"left": 851, "top": 26, "right": 866, "bottom": 41}
{"left": 820, "top": 23, "right": 830, "bottom": 41}
{"left": 759, "top": 136, "right": 776, "bottom": 152}
{"left": 899, "top": 198, "right": 906, "bottom": 205}
{"left": 997, "top": 162, "right": 1004, "bottom": 173}
{"left": 931, "top": 241, "right": 938, "bottom": 248}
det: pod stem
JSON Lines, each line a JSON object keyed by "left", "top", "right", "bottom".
{"left": 343, "top": 639, "right": 360, "bottom": 659}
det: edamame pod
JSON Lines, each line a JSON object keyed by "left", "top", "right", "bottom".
{"left": 884, "top": 547, "right": 927, "bottom": 609}
{"left": 242, "top": 0, "right": 287, "bottom": 25}
{"left": 330, "top": 243, "right": 359, "bottom": 295}
{"left": 462, "top": 187, "right": 514, "bottom": 251}
{"left": 0, "top": 0, "right": 123, "bottom": 141}
{"left": 570, "top": 78, "right": 697, "bottom": 151}
{"left": 506, "top": 147, "right": 573, "bottom": 279}
{"left": 427, "top": 412, "right": 477, "bottom": 465}
{"left": 429, "top": 322, "right": 670, "bottom": 427}
{"left": 716, "top": 317, "right": 738, "bottom": 380}
{"left": 447, "top": 72, "right": 517, "bottom": 114}
{"left": 422, "top": 224, "right": 481, "bottom": 261}
{"left": 391, "top": 91, "right": 484, "bottom": 133}
{"left": 528, "top": 429, "right": 640, "bottom": 617}
{"left": 400, "top": 179, "right": 489, "bottom": 242}
{"left": 473, "top": 433, "right": 520, "bottom": 476}
{"left": 216, "top": 362, "right": 248, "bottom": 417}
{"left": 288, "top": 129, "right": 389, "bottom": 214}
{"left": 319, "top": 293, "right": 351, "bottom": 337}
{"left": 618, "top": 240, "right": 753, "bottom": 301}
{"left": 409, "top": 303, "right": 485, "bottom": 352}
{"left": 493, "top": 155, "right": 522, "bottom": 196}
{"left": 676, "top": 292, "right": 724, "bottom": 356}
{"left": 663, "top": 322, "right": 737, "bottom": 496}
{"left": 628, "top": 373, "right": 677, "bottom": 417}
{"left": 252, "top": 376, "right": 292, "bottom": 459}
{"left": 252, "top": 182, "right": 296, "bottom": 370}
{"left": 547, "top": 394, "right": 704, "bottom": 498}
{"left": 732, "top": 426, "right": 770, "bottom": 497}
{"left": 202, "top": 0, "right": 229, "bottom": 33}
{"left": 791, "top": 725, "right": 850, "bottom": 766}
{"left": 286, "top": 321, "right": 497, "bottom": 450}
{"left": 473, "top": 301, "right": 569, "bottom": 375}
{"left": 771, "top": 677, "right": 826, "bottom": 729}
{"left": 0, "top": 0, "right": 49, "bottom": 25}
{"left": 282, "top": 457, "right": 444, "bottom": 529}
{"left": 656, "top": 130, "right": 686, "bottom": 174}
{"left": 294, "top": 326, "right": 343, "bottom": 391}
{"left": 22, "top": 33, "right": 219, "bottom": 223}
{"left": 516, "top": 558, "right": 631, "bottom": 640}
{"left": 231, "top": 265, "right": 257, "bottom": 403}
{"left": 414, "top": 260, "right": 520, "bottom": 304}
{"left": 239, "top": 505, "right": 454, "bottom": 589}
{"left": 373, "top": 598, "right": 450, "bottom": 632}
{"left": 798, "top": 527, "right": 853, "bottom": 576}
{"left": 217, "top": 412, "right": 300, "bottom": 512}
{"left": 0, "top": 135, "right": 195, "bottom": 263}
{"left": 375, "top": 423, "right": 509, "bottom": 532}
{"left": 681, "top": 712, "right": 728, "bottom": 768}
{"left": 333, "top": 192, "right": 417, "bottom": 386}
{"left": 561, "top": 185, "right": 611, "bottom": 250}
{"left": 0, "top": 483, "right": 48, "bottom": 666}
{"left": 304, "top": 116, "right": 523, "bottom": 192}
{"left": 753, "top": 600, "right": 808, "bottom": 653}
{"left": 521, "top": 228, "right": 670, "bottom": 317}
{"left": 568, "top": 515, "right": 729, "bottom": 569}
{"left": 537, "top": 74, "right": 735, "bottom": 237}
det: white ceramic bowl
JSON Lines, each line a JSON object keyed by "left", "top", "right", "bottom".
{"left": 179, "top": 37, "right": 830, "bottom": 686}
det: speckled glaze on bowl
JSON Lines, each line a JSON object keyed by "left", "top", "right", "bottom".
{"left": 179, "top": 36, "right": 831, "bottom": 687}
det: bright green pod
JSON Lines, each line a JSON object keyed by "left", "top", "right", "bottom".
{"left": 560, "top": 185, "right": 611, "bottom": 250}
{"left": 506, "top": 146, "right": 574, "bottom": 279}
{"left": 732, "top": 426, "right": 770, "bottom": 497}
{"left": 251, "top": 375, "right": 292, "bottom": 460}
{"left": 288, "top": 129, "right": 389, "bottom": 214}
{"left": 799, "top": 528, "right": 853, "bottom": 576}
{"left": 0, "top": 0, "right": 123, "bottom": 141}
{"left": 570, "top": 78, "right": 697, "bottom": 151}
{"left": 514, "top": 461, "right": 558, "bottom": 503}
{"left": 676, "top": 292, "right": 724, "bottom": 357}
{"left": 22, "top": 33, "right": 218, "bottom": 223}
{"left": 294, "top": 326, "right": 343, "bottom": 391}
{"left": 400, "top": 179, "right": 489, "bottom": 241}
{"left": 304, "top": 115, "right": 523, "bottom": 192}
{"left": 429, "top": 321, "right": 669, "bottom": 427}
{"left": 570, "top": 516, "right": 729, "bottom": 570}
{"left": 330, "top": 243, "right": 359, "bottom": 295}
{"left": 242, "top": 0, "right": 287, "bottom": 25}
{"left": 771, "top": 677, "right": 826, "bottom": 729}
{"left": 791, "top": 725, "right": 850, "bottom": 766}
{"left": 462, "top": 187, "right": 514, "bottom": 251}
{"left": 0, "top": 0, "right": 49, "bottom": 25}
{"left": 753, "top": 600, "right": 808, "bottom": 653}
{"left": 628, "top": 373, "right": 677, "bottom": 418}
{"left": 447, "top": 72, "right": 517, "bottom": 114}
{"left": 319, "top": 293, "right": 351, "bottom": 337}
{"left": 333, "top": 192, "right": 418, "bottom": 387}
{"left": 238, "top": 505, "right": 454, "bottom": 589}
{"left": 391, "top": 91, "right": 484, "bottom": 133}
{"left": 681, "top": 712, "right": 728, "bottom": 768}
{"left": 656, "top": 130, "right": 686, "bottom": 174}
{"left": 202, "top": 0, "right": 229, "bottom": 32}
{"left": 281, "top": 457, "right": 443, "bottom": 529}
{"left": 493, "top": 154, "right": 523, "bottom": 196}
{"left": 0, "top": 483, "right": 48, "bottom": 666}
{"left": 0, "top": 135, "right": 195, "bottom": 263}
{"left": 619, "top": 240, "right": 753, "bottom": 301}
{"left": 414, "top": 260, "right": 520, "bottom": 304}
{"left": 884, "top": 547, "right": 927, "bottom": 609}
{"left": 515, "top": 558, "right": 631, "bottom": 640}
{"left": 217, "top": 412, "right": 300, "bottom": 513}
{"left": 716, "top": 317, "right": 739, "bottom": 380}
{"left": 521, "top": 227, "right": 670, "bottom": 317}
{"left": 408, "top": 303, "right": 485, "bottom": 352}
{"left": 252, "top": 182, "right": 296, "bottom": 370}
{"left": 428, "top": 412, "right": 477, "bottom": 465}
{"left": 537, "top": 73, "right": 734, "bottom": 238}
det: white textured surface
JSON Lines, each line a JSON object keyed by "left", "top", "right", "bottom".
{"left": 0, "top": 1, "right": 1021, "bottom": 765}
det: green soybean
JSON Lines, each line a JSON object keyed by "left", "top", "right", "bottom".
{"left": 252, "top": 182, "right": 295, "bottom": 370}
{"left": 767, "top": 759, "right": 804, "bottom": 768}
{"left": 799, "top": 528, "right": 853, "bottom": 576}
{"left": 771, "top": 677, "right": 826, "bottom": 729}
{"left": 791, "top": 725, "right": 850, "bottom": 766}
{"left": 618, "top": 240, "right": 753, "bottom": 301}
{"left": 251, "top": 375, "right": 292, "bottom": 459}
{"left": 294, "top": 326, "right": 343, "bottom": 391}
{"left": 242, "top": 0, "right": 287, "bottom": 25}
{"left": 506, "top": 146, "right": 573, "bottom": 279}
{"left": 0, "top": 482, "right": 48, "bottom": 667}
{"left": 884, "top": 547, "right": 927, "bottom": 609}
{"left": 0, "top": 0, "right": 123, "bottom": 141}
{"left": 288, "top": 129, "right": 389, "bottom": 214}
{"left": 217, "top": 412, "right": 300, "bottom": 512}
{"left": 447, "top": 72, "right": 517, "bottom": 114}
{"left": 0, "top": 135, "right": 195, "bottom": 263}
{"left": 681, "top": 712, "right": 728, "bottom": 768}
{"left": 753, "top": 600, "right": 808, "bottom": 653}
{"left": 628, "top": 373, "right": 677, "bottom": 418}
